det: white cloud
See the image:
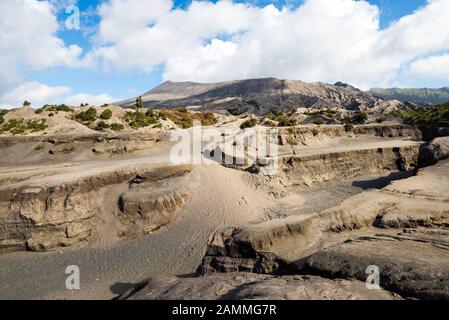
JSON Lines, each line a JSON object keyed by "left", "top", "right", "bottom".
{"left": 0, "top": 82, "right": 119, "bottom": 108}
{"left": 64, "top": 93, "right": 119, "bottom": 106}
{"left": 0, "top": 82, "right": 70, "bottom": 108}
{"left": 88, "top": 0, "right": 449, "bottom": 89}
{"left": 0, "top": 0, "right": 83, "bottom": 92}
{"left": 408, "top": 54, "right": 449, "bottom": 80}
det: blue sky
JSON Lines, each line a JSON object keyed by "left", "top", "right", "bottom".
{"left": 1, "top": 0, "right": 448, "bottom": 107}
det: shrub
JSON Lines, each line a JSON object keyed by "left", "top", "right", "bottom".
{"left": 35, "top": 108, "right": 44, "bottom": 114}
{"left": 313, "top": 119, "right": 324, "bottom": 125}
{"left": 352, "top": 111, "right": 368, "bottom": 124}
{"left": 43, "top": 104, "right": 73, "bottom": 112}
{"left": 344, "top": 123, "right": 354, "bottom": 132}
{"left": 75, "top": 107, "right": 97, "bottom": 123}
{"left": 124, "top": 111, "right": 159, "bottom": 129}
{"left": 23, "top": 100, "right": 31, "bottom": 107}
{"left": 27, "top": 119, "right": 48, "bottom": 132}
{"left": 159, "top": 109, "right": 216, "bottom": 129}
{"left": 376, "top": 117, "right": 386, "bottom": 123}
{"left": 48, "top": 113, "right": 54, "bottom": 117}
{"left": 288, "top": 127, "right": 298, "bottom": 135}
{"left": 100, "top": 109, "right": 113, "bottom": 120}
{"left": 392, "top": 102, "right": 449, "bottom": 128}
{"left": 95, "top": 121, "right": 110, "bottom": 131}
{"left": 240, "top": 118, "right": 257, "bottom": 129}
{"left": 35, "top": 144, "right": 44, "bottom": 151}
{"left": 110, "top": 123, "right": 124, "bottom": 132}
{"left": 312, "top": 129, "right": 319, "bottom": 136}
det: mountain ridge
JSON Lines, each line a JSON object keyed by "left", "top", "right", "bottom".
{"left": 369, "top": 87, "right": 449, "bottom": 106}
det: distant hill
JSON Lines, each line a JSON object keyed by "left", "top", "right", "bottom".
{"left": 118, "top": 78, "right": 401, "bottom": 115}
{"left": 369, "top": 87, "right": 449, "bottom": 106}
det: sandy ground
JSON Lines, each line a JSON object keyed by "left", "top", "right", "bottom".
{"left": 0, "top": 135, "right": 420, "bottom": 300}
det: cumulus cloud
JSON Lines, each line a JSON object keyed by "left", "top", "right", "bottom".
{"left": 87, "top": 0, "right": 449, "bottom": 89}
{"left": 64, "top": 93, "right": 119, "bottom": 106}
{"left": 0, "top": 82, "right": 119, "bottom": 109}
{"left": 0, "top": 0, "right": 82, "bottom": 92}
{"left": 0, "top": 82, "right": 70, "bottom": 108}
{"left": 408, "top": 54, "right": 449, "bottom": 80}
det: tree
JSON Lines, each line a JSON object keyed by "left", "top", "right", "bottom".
{"left": 135, "top": 96, "right": 143, "bottom": 110}
{"left": 23, "top": 100, "right": 31, "bottom": 107}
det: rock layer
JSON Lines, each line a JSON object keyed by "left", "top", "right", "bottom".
{"left": 119, "top": 272, "right": 398, "bottom": 300}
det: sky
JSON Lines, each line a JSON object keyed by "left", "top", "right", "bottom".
{"left": 1, "top": 0, "right": 448, "bottom": 108}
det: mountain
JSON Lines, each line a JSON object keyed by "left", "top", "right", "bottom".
{"left": 118, "top": 78, "right": 401, "bottom": 115}
{"left": 369, "top": 87, "right": 449, "bottom": 106}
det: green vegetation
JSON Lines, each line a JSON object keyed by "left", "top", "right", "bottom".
{"left": 344, "top": 123, "right": 354, "bottom": 132}
{"left": 110, "top": 123, "right": 124, "bottom": 132}
{"left": 135, "top": 96, "right": 144, "bottom": 110}
{"left": 352, "top": 111, "right": 368, "bottom": 124}
{"left": 35, "top": 144, "right": 44, "bottom": 151}
{"left": 43, "top": 104, "right": 73, "bottom": 112}
{"left": 100, "top": 109, "right": 113, "bottom": 120}
{"left": 312, "top": 129, "right": 319, "bottom": 136}
{"left": 160, "top": 109, "right": 217, "bottom": 129}
{"left": 35, "top": 108, "right": 44, "bottom": 114}
{"left": 304, "top": 109, "right": 337, "bottom": 118}
{"left": 313, "top": 119, "right": 324, "bottom": 126}
{"left": 392, "top": 102, "right": 449, "bottom": 128}
{"left": 23, "top": 100, "right": 31, "bottom": 107}
{"left": 342, "top": 111, "right": 368, "bottom": 127}
{"left": 75, "top": 107, "right": 97, "bottom": 123}
{"left": 48, "top": 113, "right": 54, "bottom": 117}
{"left": 124, "top": 110, "right": 160, "bottom": 129}
{"left": 265, "top": 112, "right": 297, "bottom": 127}
{"left": 240, "top": 118, "right": 258, "bottom": 129}
{"left": 0, "top": 109, "right": 8, "bottom": 124}
{"left": 288, "top": 127, "right": 298, "bottom": 135}
{"left": 0, "top": 118, "right": 48, "bottom": 135}
{"left": 94, "top": 121, "right": 110, "bottom": 131}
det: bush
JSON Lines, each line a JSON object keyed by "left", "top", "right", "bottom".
{"left": 124, "top": 111, "right": 159, "bottom": 129}
{"left": 48, "top": 113, "right": 54, "bottom": 117}
{"left": 23, "top": 100, "right": 31, "bottom": 107}
{"left": 240, "top": 118, "right": 257, "bottom": 129}
{"left": 288, "top": 127, "right": 298, "bottom": 135}
{"left": 159, "top": 109, "right": 216, "bottom": 129}
{"left": 392, "top": 102, "right": 449, "bottom": 128}
{"left": 0, "top": 118, "right": 47, "bottom": 135}
{"left": 43, "top": 104, "right": 73, "bottom": 112}
{"left": 110, "top": 123, "right": 124, "bottom": 132}
{"left": 313, "top": 119, "right": 324, "bottom": 125}
{"left": 266, "top": 112, "right": 297, "bottom": 126}
{"left": 35, "top": 108, "right": 44, "bottom": 114}
{"left": 95, "top": 121, "right": 110, "bottom": 131}
{"left": 100, "top": 109, "right": 113, "bottom": 120}
{"left": 75, "top": 107, "right": 97, "bottom": 123}
{"left": 344, "top": 123, "right": 354, "bottom": 132}
{"left": 312, "top": 129, "right": 319, "bottom": 136}
{"left": 352, "top": 111, "right": 368, "bottom": 124}
{"left": 376, "top": 117, "right": 386, "bottom": 123}
{"left": 35, "top": 144, "right": 44, "bottom": 151}
{"left": 27, "top": 119, "right": 48, "bottom": 132}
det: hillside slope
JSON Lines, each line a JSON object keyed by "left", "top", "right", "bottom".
{"left": 119, "top": 78, "right": 402, "bottom": 115}
{"left": 369, "top": 87, "right": 449, "bottom": 106}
